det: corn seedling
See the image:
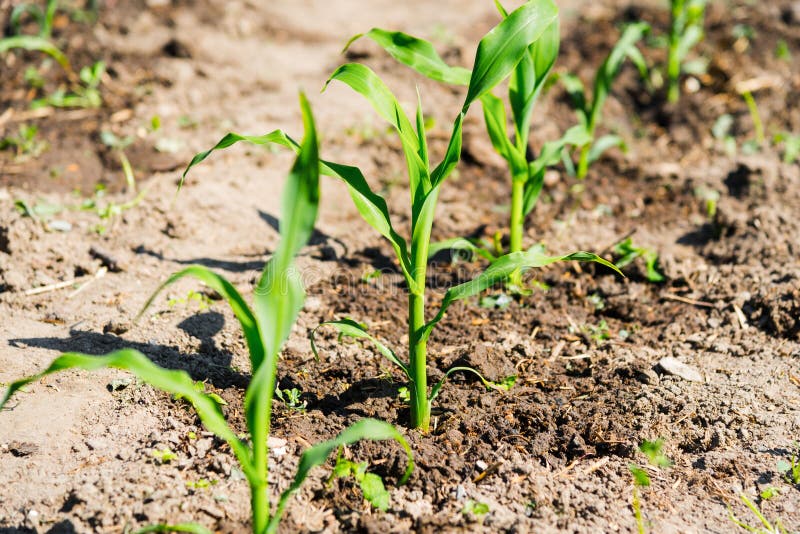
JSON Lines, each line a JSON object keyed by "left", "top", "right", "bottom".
{"left": 99, "top": 128, "right": 136, "bottom": 191}
{"left": 628, "top": 439, "right": 671, "bottom": 534}
{"left": 729, "top": 494, "right": 789, "bottom": 534}
{"left": 10, "top": 0, "right": 59, "bottom": 38}
{"left": 561, "top": 22, "right": 649, "bottom": 179}
{"left": 666, "top": 0, "right": 707, "bottom": 103}
{"left": 343, "top": 1, "right": 590, "bottom": 287}
{"left": 0, "top": 95, "right": 413, "bottom": 534}
{"left": 182, "top": 0, "right": 620, "bottom": 432}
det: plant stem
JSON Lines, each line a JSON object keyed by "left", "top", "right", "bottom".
{"left": 408, "top": 188, "right": 438, "bottom": 431}
{"left": 250, "top": 363, "right": 278, "bottom": 533}
{"left": 632, "top": 485, "right": 645, "bottom": 534}
{"left": 508, "top": 177, "right": 525, "bottom": 286}
{"left": 576, "top": 144, "right": 590, "bottom": 179}
{"left": 667, "top": 0, "right": 683, "bottom": 103}
{"left": 408, "top": 290, "right": 429, "bottom": 431}
{"left": 741, "top": 90, "right": 764, "bottom": 147}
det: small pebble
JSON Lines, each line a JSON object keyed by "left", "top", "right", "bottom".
{"left": 657, "top": 357, "right": 703, "bottom": 382}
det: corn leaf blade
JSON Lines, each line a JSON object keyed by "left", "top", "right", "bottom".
{"left": 311, "top": 319, "right": 409, "bottom": 379}
{"left": 420, "top": 245, "right": 622, "bottom": 341}
{"left": 138, "top": 265, "right": 264, "bottom": 371}
{"left": 463, "top": 0, "right": 559, "bottom": 109}
{"left": 348, "top": 29, "right": 471, "bottom": 85}
{"left": 0, "top": 35, "right": 70, "bottom": 71}
{"left": 0, "top": 350, "right": 255, "bottom": 480}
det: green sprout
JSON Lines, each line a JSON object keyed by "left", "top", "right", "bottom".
{"left": 33, "top": 60, "right": 105, "bottom": 110}
{"left": 666, "top": 0, "right": 707, "bottom": 103}
{"left": 729, "top": 494, "right": 789, "bottom": 534}
{"left": 613, "top": 237, "right": 665, "bottom": 283}
{"left": 274, "top": 386, "right": 306, "bottom": 412}
{"left": 0, "top": 124, "right": 48, "bottom": 161}
{"left": 328, "top": 450, "right": 391, "bottom": 511}
{"left": 777, "top": 444, "right": 800, "bottom": 485}
{"left": 343, "top": 1, "right": 590, "bottom": 288}
{"left": 0, "top": 95, "right": 413, "bottom": 534}
{"left": 151, "top": 448, "right": 178, "bottom": 464}
{"left": 773, "top": 132, "right": 800, "bottom": 164}
{"left": 561, "top": 23, "right": 649, "bottom": 178}
{"left": 462, "top": 499, "right": 490, "bottom": 518}
{"left": 628, "top": 439, "right": 671, "bottom": 534}
{"left": 10, "top": 0, "right": 59, "bottom": 38}
{"left": 99, "top": 127, "right": 136, "bottom": 191}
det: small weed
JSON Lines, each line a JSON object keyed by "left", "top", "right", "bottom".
{"left": 167, "top": 290, "right": 213, "bottom": 311}
{"left": 613, "top": 237, "right": 665, "bottom": 283}
{"left": 32, "top": 61, "right": 105, "bottom": 109}
{"left": 175, "top": 381, "right": 226, "bottom": 407}
{"left": 773, "top": 132, "right": 800, "bottom": 164}
{"left": 759, "top": 486, "right": 780, "bottom": 500}
{"left": 712, "top": 114, "right": 737, "bottom": 156}
{"left": 775, "top": 40, "right": 791, "bottom": 61}
{"left": 462, "top": 499, "right": 490, "bottom": 518}
{"left": 777, "top": 444, "right": 800, "bottom": 485}
{"left": 151, "top": 448, "right": 178, "bottom": 464}
{"left": 186, "top": 478, "right": 217, "bottom": 491}
{"left": 275, "top": 386, "right": 306, "bottom": 411}
{"left": 100, "top": 129, "right": 136, "bottom": 191}
{"left": 0, "top": 124, "right": 48, "bottom": 161}
{"left": 329, "top": 450, "right": 391, "bottom": 511}
{"left": 479, "top": 293, "right": 513, "bottom": 310}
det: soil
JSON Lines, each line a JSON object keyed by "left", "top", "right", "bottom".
{"left": 1, "top": 0, "right": 799, "bottom": 533}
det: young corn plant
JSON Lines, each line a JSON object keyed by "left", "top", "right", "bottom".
{"left": 560, "top": 22, "right": 649, "bottom": 179}
{"left": 343, "top": 1, "right": 590, "bottom": 287}
{"left": 182, "top": 0, "right": 620, "bottom": 433}
{"left": 0, "top": 95, "right": 413, "bottom": 534}
{"left": 667, "top": 0, "right": 707, "bottom": 103}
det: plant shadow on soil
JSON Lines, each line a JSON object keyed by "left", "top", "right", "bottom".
{"left": 9, "top": 312, "right": 250, "bottom": 390}
{"left": 0, "top": 521, "right": 77, "bottom": 534}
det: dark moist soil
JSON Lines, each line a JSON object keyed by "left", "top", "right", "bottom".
{"left": 1, "top": 0, "right": 799, "bottom": 533}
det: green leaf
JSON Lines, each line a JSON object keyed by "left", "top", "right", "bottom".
{"left": 324, "top": 63, "right": 429, "bottom": 198}
{"left": 179, "top": 130, "right": 296, "bottom": 191}
{"left": 587, "top": 134, "right": 625, "bottom": 164}
{"left": 590, "top": 22, "right": 649, "bottom": 128}
{"left": 419, "top": 245, "right": 622, "bottom": 342}
{"left": 464, "top": 0, "right": 559, "bottom": 109}
{"left": 0, "top": 350, "right": 254, "bottom": 482}
{"left": 427, "top": 237, "right": 497, "bottom": 262}
{"left": 479, "top": 93, "right": 526, "bottom": 174}
{"left": 628, "top": 464, "right": 651, "bottom": 487}
{"left": 429, "top": 366, "right": 517, "bottom": 403}
{"left": 138, "top": 265, "right": 264, "bottom": 371}
{"left": 0, "top": 35, "right": 70, "bottom": 71}
{"left": 311, "top": 319, "right": 410, "bottom": 379}
{"left": 509, "top": 17, "right": 559, "bottom": 144}
{"left": 347, "top": 29, "right": 471, "bottom": 85}
{"left": 360, "top": 472, "right": 390, "bottom": 511}
{"left": 269, "top": 419, "right": 413, "bottom": 531}
{"left": 429, "top": 112, "right": 464, "bottom": 188}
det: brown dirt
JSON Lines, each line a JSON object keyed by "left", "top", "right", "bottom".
{"left": 1, "top": 1, "right": 799, "bottom": 533}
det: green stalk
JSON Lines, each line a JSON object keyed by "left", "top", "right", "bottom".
{"left": 508, "top": 176, "right": 525, "bottom": 286}
{"left": 741, "top": 90, "right": 764, "bottom": 147}
{"left": 667, "top": 0, "right": 683, "bottom": 103}
{"left": 250, "top": 363, "right": 278, "bottom": 533}
{"left": 408, "top": 189, "right": 438, "bottom": 431}
{"left": 576, "top": 123, "right": 595, "bottom": 179}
